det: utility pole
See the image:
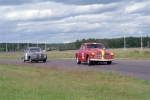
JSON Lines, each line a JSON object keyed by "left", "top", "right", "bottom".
{"left": 6, "top": 34, "right": 8, "bottom": 52}
{"left": 124, "top": 29, "right": 126, "bottom": 50}
{"left": 28, "top": 35, "right": 29, "bottom": 47}
{"left": 45, "top": 35, "right": 46, "bottom": 51}
{"left": 37, "top": 36, "right": 38, "bottom": 47}
{"left": 140, "top": 29, "right": 142, "bottom": 50}
{"left": 18, "top": 35, "right": 19, "bottom": 51}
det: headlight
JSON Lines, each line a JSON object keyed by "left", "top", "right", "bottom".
{"left": 110, "top": 53, "right": 114, "bottom": 56}
{"left": 91, "top": 52, "right": 95, "bottom": 55}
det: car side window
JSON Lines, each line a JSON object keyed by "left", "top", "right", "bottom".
{"left": 82, "top": 45, "right": 86, "bottom": 50}
{"left": 29, "top": 48, "right": 40, "bottom": 52}
{"left": 80, "top": 45, "right": 83, "bottom": 50}
{"left": 80, "top": 44, "right": 85, "bottom": 50}
{"left": 30, "top": 49, "right": 35, "bottom": 52}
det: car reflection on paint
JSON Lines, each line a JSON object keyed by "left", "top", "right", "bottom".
{"left": 22, "top": 47, "right": 47, "bottom": 63}
{"left": 75, "top": 42, "right": 114, "bottom": 65}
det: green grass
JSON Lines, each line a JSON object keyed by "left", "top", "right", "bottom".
{"left": 0, "top": 52, "right": 22, "bottom": 59}
{"left": 109, "top": 48, "right": 150, "bottom": 59}
{"left": 0, "top": 64, "right": 150, "bottom": 100}
{"left": 1, "top": 48, "right": 150, "bottom": 59}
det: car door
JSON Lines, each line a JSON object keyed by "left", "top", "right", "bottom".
{"left": 77, "top": 44, "right": 87, "bottom": 61}
{"left": 81, "top": 44, "right": 87, "bottom": 61}
{"left": 77, "top": 44, "right": 83, "bottom": 61}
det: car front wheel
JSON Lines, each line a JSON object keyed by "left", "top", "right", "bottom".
{"left": 87, "top": 56, "right": 91, "bottom": 66}
{"left": 76, "top": 56, "right": 81, "bottom": 64}
{"left": 43, "top": 60, "right": 46, "bottom": 62}
{"left": 22, "top": 57, "right": 25, "bottom": 63}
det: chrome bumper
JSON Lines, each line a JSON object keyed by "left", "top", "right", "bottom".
{"left": 90, "top": 58, "right": 114, "bottom": 61}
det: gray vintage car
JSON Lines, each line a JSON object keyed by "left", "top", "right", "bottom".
{"left": 22, "top": 47, "right": 47, "bottom": 63}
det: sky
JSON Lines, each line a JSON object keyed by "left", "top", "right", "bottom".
{"left": 0, "top": 0, "right": 150, "bottom": 43}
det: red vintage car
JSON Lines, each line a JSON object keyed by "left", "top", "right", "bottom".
{"left": 75, "top": 42, "right": 114, "bottom": 65}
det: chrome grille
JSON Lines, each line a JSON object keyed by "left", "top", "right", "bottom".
{"left": 94, "top": 54, "right": 102, "bottom": 58}
{"left": 104, "top": 54, "right": 110, "bottom": 59}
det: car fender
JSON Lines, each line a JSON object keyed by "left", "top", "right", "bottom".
{"left": 25, "top": 53, "right": 29, "bottom": 60}
{"left": 86, "top": 53, "right": 90, "bottom": 61}
{"left": 27, "top": 53, "right": 32, "bottom": 60}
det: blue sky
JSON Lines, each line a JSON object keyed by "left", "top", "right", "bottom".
{"left": 0, "top": 0, "right": 150, "bottom": 43}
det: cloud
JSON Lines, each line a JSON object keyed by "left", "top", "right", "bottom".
{"left": 125, "top": 1, "right": 150, "bottom": 15}
{"left": 4, "top": 9, "right": 52, "bottom": 21}
{"left": 0, "top": 0, "right": 34, "bottom": 5}
{"left": 0, "top": 0, "right": 132, "bottom": 5}
{"left": 47, "top": 0, "right": 122, "bottom": 5}
{"left": 0, "top": 0, "right": 150, "bottom": 43}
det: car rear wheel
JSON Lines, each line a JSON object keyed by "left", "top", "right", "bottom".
{"left": 87, "top": 56, "right": 91, "bottom": 66}
{"left": 76, "top": 56, "right": 81, "bottom": 64}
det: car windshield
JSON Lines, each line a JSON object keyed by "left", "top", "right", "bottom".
{"left": 30, "top": 48, "right": 41, "bottom": 52}
{"left": 87, "top": 44, "right": 104, "bottom": 49}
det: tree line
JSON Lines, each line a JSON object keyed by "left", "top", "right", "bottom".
{"left": 75, "top": 36, "right": 150, "bottom": 48}
{"left": 0, "top": 36, "right": 150, "bottom": 52}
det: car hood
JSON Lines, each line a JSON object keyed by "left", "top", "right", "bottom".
{"left": 32, "top": 52, "right": 45, "bottom": 54}
{"left": 88, "top": 48, "right": 111, "bottom": 54}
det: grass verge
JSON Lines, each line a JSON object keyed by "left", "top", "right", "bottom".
{"left": 0, "top": 64, "right": 150, "bottom": 100}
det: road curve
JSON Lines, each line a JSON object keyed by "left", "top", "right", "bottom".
{"left": 0, "top": 59, "right": 150, "bottom": 81}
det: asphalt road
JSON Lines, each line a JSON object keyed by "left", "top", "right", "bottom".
{"left": 0, "top": 59, "right": 150, "bottom": 81}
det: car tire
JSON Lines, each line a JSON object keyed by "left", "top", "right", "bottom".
{"left": 22, "top": 57, "right": 25, "bottom": 63}
{"left": 43, "top": 60, "right": 46, "bottom": 62}
{"left": 87, "top": 56, "right": 91, "bottom": 66}
{"left": 76, "top": 56, "right": 81, "bottom": 64}
{"left": 107, "top": 61, "right": 112, "bottom": 65}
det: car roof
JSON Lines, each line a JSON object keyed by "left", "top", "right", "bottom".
{"left": 83, "top": 42, "right": 103, "bottom": 45}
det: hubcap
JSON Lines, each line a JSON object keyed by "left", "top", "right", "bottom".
{"left": 87, "top": 57, "right": 90, "bottom": 65}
